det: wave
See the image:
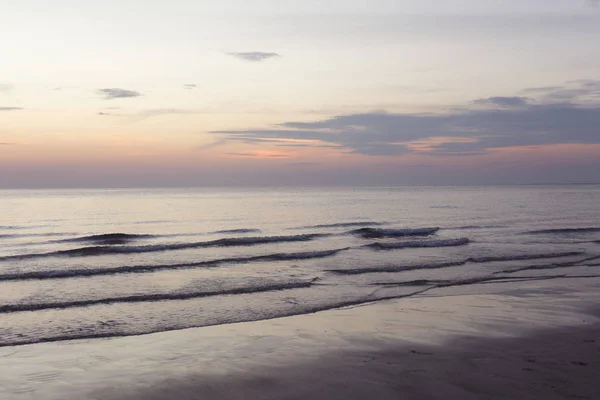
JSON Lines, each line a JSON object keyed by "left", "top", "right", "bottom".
{"left": 365, "top": 238, "right": 470, "bottom": 250}
{"left": 0, "top": 279, "right": 319, "bottom": 314}
{"left": 299, "top": 222, "right": 386, "bottom": 229}
{"left": 328, "top": 260, "right": 468, "bottom": 275}
{"left": 213, "top": 229, "right": 262, "bottom": 234}
{"left": 496, "top": 254, "right": 600, "bottom": 274}
{"left": 524, "top": 227, "right": 600, "bottom": 235}
{"left": 445, "top": 225, "right": 506, "bottom": 230}
{"left": 0, "top": 248, "right": 349, "bottom": 282}
{"left": 328, "top": 251, "right": 585, "bottom": 276}
{"left": 0, "top": 287, "right": 434, "bottom": 348}
{"left": 373, "top": 274, "right": 588, "bottom": 289}
{"left": 0, "top": 233, "right": 327, "bottom": 261}
{"left": 4, "top": 273, "right": 600, "bottom": 347}
{"left": 349, "top": 227, "right": 440, "bottom": 238}
{"left": 59, "top": 233, "right": 156, "bottom": 245}
{"left": 257, "top": 248, "right": 349, "bottom": 261}
{"left": 374, "top": 279, "right": 445, "bottom": 286}
{"left": 435, "top": 274, "right": 573, "bottom": 288}
{"left": 466, "top": 251, "right": 583, "bottom": 264}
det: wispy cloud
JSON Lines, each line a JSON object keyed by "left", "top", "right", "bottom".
{"left": 0, "top": 142, "right": 15, "bottom": 145}
{"left": 0, "top": 84, "right": 13, "bottom": 93}
{"left": 97, "top": 112, "right": 124, "bottom": 117}
{"left": 97, "top": 108, "right": 197, "bottom": 120}
{"left": 472, "top": 96, "right": 529, "bottom": 108}
{"left": 274, "top": 143, "right": 341, "bottom": 148}
{"left": 0, "top": 107, "right": 22, "bottom": 111}
{"left": 227, "top": 52, "right": 280, "bottom": 62}
{"left": 227, "top": 152, "right": 290, "bottom": 158}
{"left": 97, "top": 88, "right": 142, "bottom": 100}
{"left": 183, "top": 84, "right": 197, "bottom": 90}
{"left": 521, "top": 80, "right": 600, "bottom": 102}
{"left": 196, "top": 138, "right": 229, "bottom": 150}
{"left": 521, "top": 86, "right": 564, "bottom": 94}
{"left": 212, "top": 80, "right": 600, "bottom": 157}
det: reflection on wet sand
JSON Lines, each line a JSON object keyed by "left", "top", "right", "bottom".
{"left": 1, "top": 276, "right": 599, "bottom": 400}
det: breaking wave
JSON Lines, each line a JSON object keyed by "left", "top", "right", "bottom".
{"left": 349, "top": 227, "right": 440, "bottom": 238}
{"left": 0, "top": 288, "right": 431, "bottom": 348}
{"left": 3, "top": 273, "right": 599, "bottom": 347}
{"left": 213, "top": 229, "right": 262, "bottom": 234}
{"left": 0, "top": 248, "right": 349, "bottom": 281}
{"left": 365, "top": 238, "right": 470, "bottom": 250}
{"left": 466, "top": 251, "right": 584, "bottom": 263}
{"left": 59, "top": 233, "right": 156, "bottom": 245}
{"left": 0, "top": 233, "right": 327, "bottom": 261}
{"left": 328, "top": 251, "right": 586, "bottom": 275}
{"left": 0, "top": 279, "right": 319, "bottom": 314}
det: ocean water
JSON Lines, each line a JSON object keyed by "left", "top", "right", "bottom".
{"left": 1, "top": 185, "right": 599, "bottom": 347}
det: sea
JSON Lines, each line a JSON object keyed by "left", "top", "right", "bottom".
{"left": 1, "top": 185, "right": 599, "bottom": 348}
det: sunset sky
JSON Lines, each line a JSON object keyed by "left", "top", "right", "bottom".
{"left": 1, "top": 0, "right": 600, "bottom": 187}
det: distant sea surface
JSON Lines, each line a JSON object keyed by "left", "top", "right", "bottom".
{"left": 1, "top": 185, "right": 599, "bottom": 347}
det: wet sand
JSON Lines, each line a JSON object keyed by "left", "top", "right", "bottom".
{"left": 2, "top": 277, "right": 600, "bottom": 399}
{"left": 111, "top": 323, "right": 600, "bottom": 400}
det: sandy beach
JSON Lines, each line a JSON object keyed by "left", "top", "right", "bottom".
{"left": 1, "top": 276, "right": 599, "bottom": 400}
{"left": 3, "top": 0, "right": 600, "bottom": 397}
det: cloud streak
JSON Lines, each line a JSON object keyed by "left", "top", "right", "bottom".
{"left": 522, "top": 80, "right": 600, "bottom": 102}
{"left": 96, "top": 108, "right": 198, "bottom": 120}
{"left": 97, "top": 112, "right": 123, "bottom": 117}
{"left": 197, "top": 139, "right": 229, "bottom": 150}
{"left": 0, "top": 107, "right": 22, "bottom": 111}
{"left": 472, "top": 96, "right": 529, "bottom": 108}
{"left": 227, "top": 52, "right": 280, "bottom": 62}
{"left": 212, "top": 80, "right": 600, "bottom": 157}
{"left": 521, "top": 86, "right": 563, "bottom": 94}
{"left": 97, "top": 88, "right": 141, "bottom": 100}
{"left": 0, "top": 84, "right": 13, "bottom": 93}
{"left": 227, "top": 152, "right": 290, "bottom": 158}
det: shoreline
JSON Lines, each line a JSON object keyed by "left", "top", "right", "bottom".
{"left": 1, "top": 277, "right": 600, "bottom": 399}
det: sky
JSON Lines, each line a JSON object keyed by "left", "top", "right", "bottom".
{"left": 1, "top": 0, "right": 600, "bottom": 188}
